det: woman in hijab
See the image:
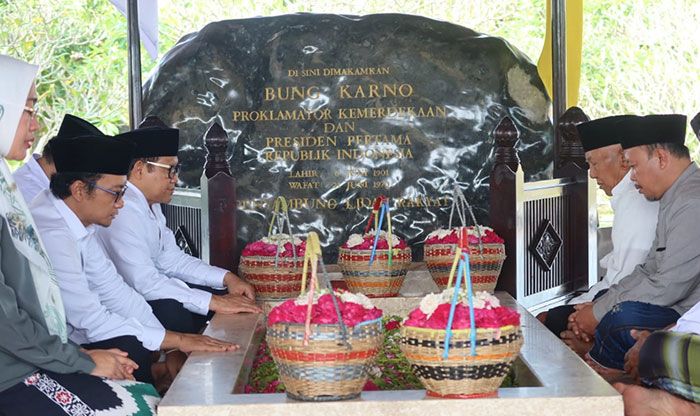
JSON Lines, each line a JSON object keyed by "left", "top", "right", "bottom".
{"left": 0, "top": 54, "right": 159, "bottom": 415}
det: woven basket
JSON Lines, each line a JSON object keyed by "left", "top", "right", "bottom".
{"left": 267, "top": 318, "right": 384, "bottom": 401}
{"left": 424, "top": 243, "right": 505, "bottom": 292}
{"left": 338, "top": 246, "right": 412, "bottom": 297}
{"left": 399, "top": 324, "right": 523, "bottom": 397}
{"left": 239, "top": 256, "right": 304, "bottom": 301}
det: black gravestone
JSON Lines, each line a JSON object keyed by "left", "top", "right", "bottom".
{"left": 142, "top": 13, "right": 553, "bottom": 263}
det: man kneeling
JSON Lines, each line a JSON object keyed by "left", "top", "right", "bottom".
{"left": 97, "top": 125, "right": 261, "bottom": 336}
{"left": 570, "top": 114, "right": 700, "bottom": 374}
{"left": 538, "top": 115, "right": 658, "bottom": 353}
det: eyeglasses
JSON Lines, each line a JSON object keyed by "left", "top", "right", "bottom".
{"left": 146, "top": 161, "right": 181, "bottom": 179}
{"left": 93, "top": 183, "right": 128, "bottom": 204}
{"left": 23, "top": 105, "right": 39, "bottom": 120}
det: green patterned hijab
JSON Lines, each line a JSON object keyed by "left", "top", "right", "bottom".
{"left": 0, "top": 54, "right": 68, "bottom": 342}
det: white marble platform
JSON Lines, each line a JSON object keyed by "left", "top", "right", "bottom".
{"left": 158, "top": 271, "right": 623, "bottom": 415}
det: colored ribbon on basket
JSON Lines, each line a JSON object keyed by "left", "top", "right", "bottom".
{"left": 369, "top": 200, "right": 394, "bottom": 267}
{"left": 266, "top": 196, "right": 298, "bottom": 268}
{"left": 446, "top": 227, "right": 469, "bottom": 288}
{"left": 300, "top": 231, "right": 321, "bottom": 294}
{"left": 364, "top": 196, "right": 385, "bottom": 234}
{"left": 300, "top": 232, "right": 350, "bottom": 348}
{"left": 442, "top": 228, "right": 478, "bottom": 359}
{"left": 301, "top": 232, "right": 321, "bottom": 346}
{"left": 463, "top": 252, "right": 477, "bottom": 357}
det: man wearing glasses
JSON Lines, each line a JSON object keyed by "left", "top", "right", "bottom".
{"left": 29, "top": 135, "right": 239, "bottom": 386}
{"left": 97, "top": 126, "right": 261, "bottom": 338}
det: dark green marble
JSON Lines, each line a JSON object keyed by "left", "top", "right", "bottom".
{"left": 142, "top": 13, "right": 553, "bottom": 262}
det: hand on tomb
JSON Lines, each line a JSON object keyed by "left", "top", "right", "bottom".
{"left": 569, "top": 303, "right": 598, "bottom": 339}
{"left": 560, "top": 330, "right": 593, "bottom": 357}
{"left": 210, "top": 293, "right": 263, "bottom": 314}
{"left": 87, "top": 348, "right": 138, "bottom": 380}
{"left": 176, "top": 333, "right": 240, "bottom": 353}
{"left": 623, "top": 329, "right": 652, "bottom": 383}
{"left": 224, "top": 272, "right": 256, "bottom": 301}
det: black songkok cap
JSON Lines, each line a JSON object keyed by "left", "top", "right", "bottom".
{"left": 56, "top": 114, "right": 103, "bottom": 140}
{"left": 575, "top": 115, "right": 634, "bottom": 152}
{"left": 619, "top": 114, "right": 687, "bottom": 149}
{"left": 52, "top": 135, "right": 135, "bottom": 175}
{"left": 691, "top": 113, "right": 700, "bottom": 139}
{"left": 116, "top": 127, "right": 179, "bottom": 158}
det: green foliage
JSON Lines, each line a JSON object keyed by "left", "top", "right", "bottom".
{"left": 0, "top": 0, "right": 131, "bottom": 143}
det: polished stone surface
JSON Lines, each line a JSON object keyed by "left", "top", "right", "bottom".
{"left": 158, "top": 271, "right": 622, "bottom": 415}
{"left": 142, "top": 13, "right": 554, "bottom": 263}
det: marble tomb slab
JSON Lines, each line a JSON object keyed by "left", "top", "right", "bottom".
{"left": 158, "top": 272, "right": 622, "bottom": 416}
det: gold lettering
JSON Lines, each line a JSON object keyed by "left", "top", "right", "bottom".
{"left": 286, "top": 198, "right": 338, "bottom": 210}
{"left": 263, "top": 149, "right": 331, "bottom": 161}
{"left": 324, "top": 122, "right": 355, "bottom": 133}
{"left": 338, "top": 83, "right": 413, "bottom": 100}
{"left": 344, "top": 197, "right": 373, "bottom": 210}
{"left": 288, "top": 170, "right": 319, "bottom": 178}
{"left": 232, "top": 109, "right": 332, "bottom": 122}
{"left": 346, "top": 134, "right": 411, "bottom": 146}
{"left": 264, "top": 136, "right": 337, "bottom": 148}
{"left": 262, "top": 86, "right": 321, "bottom": 101}
{"left": 337, "top": 148, "right": 414, "bottom": 160}
{"left": 322, "top": 67, "right": 391, "bottom": 77}
{"left": 289, "top": 181, "right": 320, "bottom": 190}
{"left": 334, "top": 106, "right": 446, "bottom": 120}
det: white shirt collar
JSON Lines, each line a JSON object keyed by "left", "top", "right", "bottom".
{"left": 50, "top": 194, "right": 92, "bottom": 241}
{"left": 126, "top": 180, "right": 149, "bottom": 205}
{"left": 611, "top": 170, "right": 635, "bottom": 199}
{"left": 125, "top": 180, "right": 161, "bottom": 218}
{"left": 26, "top": 153, "right": 50, "bottom": 187}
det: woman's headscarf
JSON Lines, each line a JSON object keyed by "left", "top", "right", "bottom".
{"left": 0, "top": 54, "right": 67, "bottom": 342}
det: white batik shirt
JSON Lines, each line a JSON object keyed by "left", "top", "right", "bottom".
{"left": 96, "top": 183, "right": 227, "bottom": 316}
{"left": 570, "top": 171, "right": 659, "bottom": 304}
{"left": 30, "top": 189, "right": 165, "bottom": 350}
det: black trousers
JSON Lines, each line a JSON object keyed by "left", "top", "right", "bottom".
{"left": 82, "top": 335, "right": 154, "bottom": 385}
{"left": 543, "top": 289, "right": 608, "bottom": 337}
{"left": 148, "top": 283, "right": 226, "bottom": 335}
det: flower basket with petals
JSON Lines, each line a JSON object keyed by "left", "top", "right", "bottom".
{"left": 338, "top": 196, "right": 411, "bottom": 298}
{"left": 239, "top": 197, "right": 305, "bottom": 300}
{"left": 424, "top": 226, "right": 505, "bottom": 292}
{"left": 267, "top": 232, "right": 385, "bottom": 401}
{"left": 424, "top": 186, "right": 505, "bottom": 292}
{"left": 400, "top": 236, "right": 522, "bottom": 398}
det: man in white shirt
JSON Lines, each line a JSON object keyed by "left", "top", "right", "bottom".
{"left": 537, "top": 115, "right": 659, "bottom": 351}
{"left": 14, "top": 114, "right": 102, "bottom": 204}
{"left": 31, "top": 135, "right": 238, "bottom": 385}
{"left": 97, "top": 126, "right": 261, "bottom": 335}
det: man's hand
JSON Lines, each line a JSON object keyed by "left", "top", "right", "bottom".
{"left": 176, "top": 333, "right": 239, "bottom": 353}
{"left": 86, "top": 348, "right": 138, "bottom": 380}
{"left": 569, "top": 302, "right": 598, "bottom": 340}
{"left": 210, "top": 293, "right": 262, "bottom": 314}
{"left": 624, "top": 329, "right": 652, "bottom": 382}
{"left": 223, "top": 272, "right": 255, "bottom": 300}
